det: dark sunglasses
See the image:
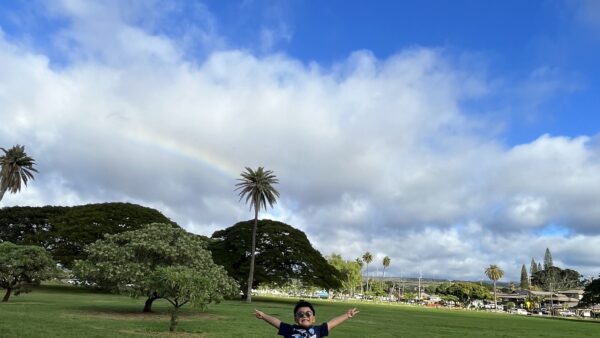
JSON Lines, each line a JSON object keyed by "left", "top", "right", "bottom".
{"left": 295, "top": 311, "right": 314, "bottom": 318}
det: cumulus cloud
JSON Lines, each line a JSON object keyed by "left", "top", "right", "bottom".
{"left": 1, "top": 1, "right": 598, "bottom": 281}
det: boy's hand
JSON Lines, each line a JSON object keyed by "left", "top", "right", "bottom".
{"left": 255, "top": 309, "right": 265, "bottom": 319}
{"left": 347, "top": 308, "right": 359, "bottom": 318}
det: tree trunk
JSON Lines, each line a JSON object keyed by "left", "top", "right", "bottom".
{"left": 493, "top": 281, "right": 497, "bottom": 306}
{"left": 366, "top": 264, "right": 370, "bottom": 294}
{"left": 143, "top": 293, "right": 159, "bottom": 312}
{"left": 0, "top": 187, "right": 6, "bottom": 203}
{"left": 246, "top": 209, "right": 259, "bottom": 303}
{"left": 2, "top": 287, "right": 11, "bottom": 302}
{"left": 169, "top": 308, "right": 179, "bottom": 332}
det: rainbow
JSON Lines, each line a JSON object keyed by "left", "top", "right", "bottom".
{"left": 121, "top": 125, "right": 240, "bottom": 180}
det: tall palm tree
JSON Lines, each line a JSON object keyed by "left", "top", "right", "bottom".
{"left": 362, "top": 252, "right": 373, "bottom": 293}
{"left": 382, "top": 256, "right": 391, "bottom": 286}
{"left": 356, "top": 258, "right": 364, "bottom": 295}
{"left": 235, "top": 166, "right": 279, "bottom": 303}
{"left": 485, "top": 264, "right": 504, "bottom": 307}
{"left": 0, "top": 145, "right": 38, "bottom": 202}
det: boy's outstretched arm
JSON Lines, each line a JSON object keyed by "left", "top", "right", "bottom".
{"left": 327, "top": 308, "right": 359, "bottom": 330}
{"left": 255, "top": 309, "right": 282, "bottom": 329}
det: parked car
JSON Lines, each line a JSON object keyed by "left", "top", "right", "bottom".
{"left": 560, "top": 310, "right": 576, "bottom": 317}
{"left": 532, "top": 308, "right": 544, "bottom": 315}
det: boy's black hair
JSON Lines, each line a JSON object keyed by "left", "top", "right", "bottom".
{"left": 294, "top": 300, "right": 315, "bottom": 315}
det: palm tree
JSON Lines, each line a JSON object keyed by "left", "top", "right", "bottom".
{"left": 362, "top": 252, "right": 373, "bottom": 293}
{"left": 485, "top": 264, "right": 504, "bottom": 307}
{"left": 0, "top": 145, "right": 38, "bottom": 202}
{"left": 382, "top": 256, "right": 391, "bottom": 287}
{"left": 235, "top": 166, "right": 279, "bottom": 303}
{"left": 356, "top": 258, "right": 364, "bottom": 295}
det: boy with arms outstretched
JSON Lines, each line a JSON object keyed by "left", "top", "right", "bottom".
{"left": 255, "top": 300, "right": 359, "bottom": 338}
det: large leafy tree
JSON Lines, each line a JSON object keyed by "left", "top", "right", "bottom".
{"left": 578, "top": 277, "right": 600, "bottom": 308}
{"left": 328, "top": 253, "right": 362, "bottom": 296}
{"left": 485, "top": 264, "right": 504, "bottom": 306}
{"left": 0, "top": 242, "right": 55, "bottom": 302}
{"left": 362, "top": 252, "right": 373, "bottom": 293}
{"left": 531, "top": 266, "right": 582, "bottom": 291}
{"left": 73, "top": 223, "right": 233, "bottom": 313}
{"left": 0, "top": 145, "right": 38, "bottom": 202}
{"left": 209, "top": 219, "right": 341, "bottom": 296}
{"left": 0, "top": 203, "right": 176, "bottom": 267}
{"left": 435, "top": 282, "right": 491, "bottom": 305}
{"left": 235, "top": 167, "right": 279, "bottom": 303}
{"left": 145, "top": 266, "right": 238, "bottom": 332}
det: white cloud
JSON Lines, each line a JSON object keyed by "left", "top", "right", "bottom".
{"left": 1, "top": 2, "right": 599, "bottom": 282}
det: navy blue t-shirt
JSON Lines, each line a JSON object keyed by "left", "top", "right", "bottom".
{"left": 278, "top": 322, "right": 329, "bottom": 338}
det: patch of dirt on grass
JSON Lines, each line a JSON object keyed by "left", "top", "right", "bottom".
{"left": 66, "top": 310, "right": 227, "bottom": 322}
{"left": 119, "top": 329, "right": 207, "bottom": 337}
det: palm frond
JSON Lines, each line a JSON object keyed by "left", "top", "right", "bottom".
{"left": 0, "top": 144, "right": 38, "bottom": 198}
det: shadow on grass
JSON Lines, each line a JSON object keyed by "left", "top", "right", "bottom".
{"left": 69, "top": 304, "right": 227, "bottom": 322}
{"left": 536, "top": 315, "right": 600, "bottom": 325}
{"left": 36, "top": 283, "right": 112, "bottom": 294}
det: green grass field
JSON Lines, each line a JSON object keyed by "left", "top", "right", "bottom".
{"left": 1, "top": 285, "right": 599, "bottom": 337}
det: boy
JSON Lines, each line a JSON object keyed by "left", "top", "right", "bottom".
{"left": 255, "top": 300, "right": 359, "bottom": 337}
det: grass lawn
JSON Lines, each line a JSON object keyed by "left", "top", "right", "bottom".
{"left": 1, "top": 285, "right": 599, "bottom": 337}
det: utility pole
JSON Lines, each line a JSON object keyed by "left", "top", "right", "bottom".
{"left": 418, "top": 270, "right": 422, "bottom": 300}
{"left": 400, "top": 270, "right": 405, "bottom": 300}
{"left": 527, "top": 275, "right": 532, "bottom": 311}
{"left": 548, "top": 283, "right": 554, "bottom": 316}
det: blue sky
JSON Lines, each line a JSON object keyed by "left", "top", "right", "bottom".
{"left": 1, "top": 0, "right": 600, "bottom": 281}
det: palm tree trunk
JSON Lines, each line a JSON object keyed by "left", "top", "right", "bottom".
{"left": 493, "top": 281, "right": 497, "bottom": 306}
{"left": 246, "top": 208, "right": 259, "bottom": 303}
{"left": 0, "top": 187, "right": 6, "bottom": 202}
{"left": 366, "top": 264, "right": 370, "bottom": 293}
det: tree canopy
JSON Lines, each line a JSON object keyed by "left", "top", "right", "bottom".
{"left": 578, "top": 277, "right": 600, "bottom": 308}
{"left": 543, "top": 248, "right": 554, "bottom": 271}
{"left": 531, "top": 266, "right": 582, "bottom": 291}
{"left": 145, "top": 265, "right": 238, "bottom": 332}
{"left": 209, "top": 219, "right": 341, "bottom": 294}
{"left": 530, "top": 258, "right": 538, "bottom": 275}
{"left": 328, "top": 253, "right": 362, "bottom": 296}
{"left": 73, "top": 223, "right": 233, "bottom": 313}
{"left": 0, "top": 242, "right": 55, "bottom": 302}
{"left": 434, "top": 282, "right": 491, "bottom": 305}
{"left": 520, "top": 264, "right": 529, "bottom": 289}
{"left": 0, "top": 202, "right": 177, "bottom": 267}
